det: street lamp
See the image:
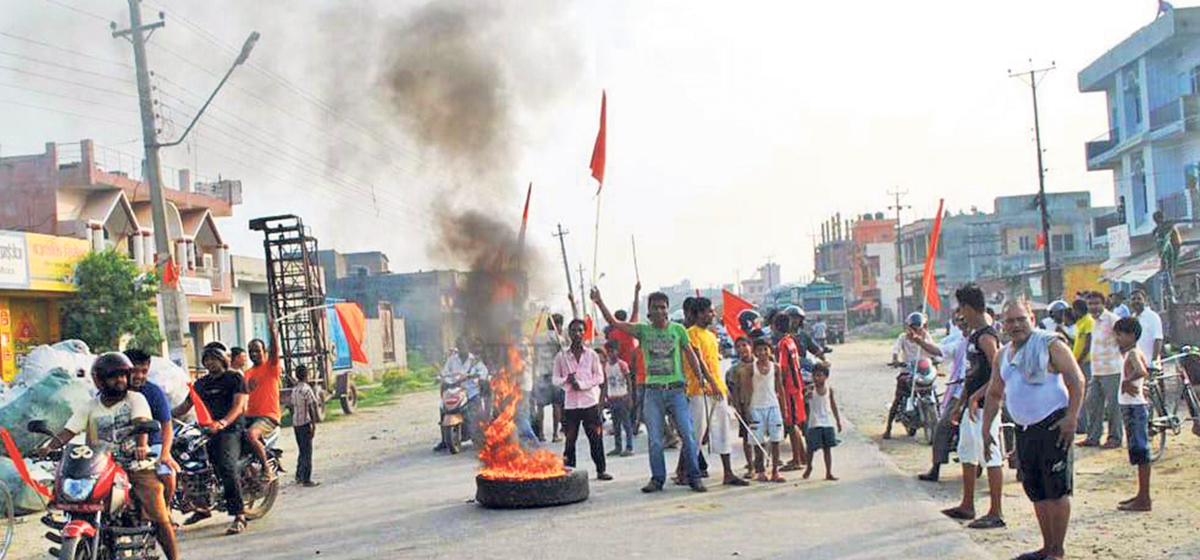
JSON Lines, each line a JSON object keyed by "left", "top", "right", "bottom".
{"left": 157, "top": 31, "right": 260, "bottom": 148}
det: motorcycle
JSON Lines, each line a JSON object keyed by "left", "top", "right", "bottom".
{"left": 888, "top": 359, "right": 941, "bottom": 444}
{"left": 28, "top": 418, "right": 162, "bottom": 560}
{"left": 439, "top": 372, "right": 484, "bottom": 454}
{"left": 170, "top": 421, "right": 281, "bottom": 520}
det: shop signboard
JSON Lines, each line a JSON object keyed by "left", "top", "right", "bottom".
{"left": 0, "top": 230, "right": 29, "bottom": 289}
{"left": 25, "top": 232, "right": 89, "bottom": 292}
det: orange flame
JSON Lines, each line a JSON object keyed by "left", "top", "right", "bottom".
{"left": 478, "top": 346, "right": 567, "bottom": 480}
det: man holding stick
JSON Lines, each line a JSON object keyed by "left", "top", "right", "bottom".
{"left": 593, "top": 286, "right": 714, "bottom": 493}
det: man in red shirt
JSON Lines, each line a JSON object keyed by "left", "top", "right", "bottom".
{"left": 244, "top": 323, "right": 282, "bottom": 481}
{"left": 774, "top": 313, "right": 808, "bottom": 471}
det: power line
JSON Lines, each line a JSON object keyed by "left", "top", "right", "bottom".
{"left": 0, "top": 64, "right": 134, "bottom": 96}
{"left": 40, "top": 0, "right": 112, "bottom": 23}
{"left": 0, "top": 82, "right": 137, "bottom": 113}
{"left": 0, "top": 98, "right": 134, "bottom": 127}
{"left": 0, "top": 30, "right": 132, "bottom": 69}
{"left": 0, "top": 49, "right": 133, "bottom": 83}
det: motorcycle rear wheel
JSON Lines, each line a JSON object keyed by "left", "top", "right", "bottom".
{"left": 244, "top": 457, "right": 281, "bottom": 520}
{"left": 57, "top": 536, "right": 94, "bottom": 560}
{"left": 920, "top": 402, "right": 938, "bottom": 445}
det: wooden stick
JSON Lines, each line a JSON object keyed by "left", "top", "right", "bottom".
{"left": 632, "top": 234, "right": 641, "bottom": 283}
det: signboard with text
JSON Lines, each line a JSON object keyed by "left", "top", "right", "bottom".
{"left": 0, "top": 230, "right": 88, "bottom": 292}
{"left": 1108, "top": 224, "right": 1131, "bottom": 259}
{"left": 0, "top": 231, "right": 29, "bottom": 289}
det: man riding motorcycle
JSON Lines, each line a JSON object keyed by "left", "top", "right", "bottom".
{"left": 885, "top": 312, "right": 939, "bottom": 439}
{"left": 172, "top": 344, "right": 250, "bottom": 535}
{"left": 39, "top": 352, "right": 180, "bottom": 560}
{"left": 434, "top": 338, "right": 489, "bottom": 452}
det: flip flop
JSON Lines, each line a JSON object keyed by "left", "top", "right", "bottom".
{"left": 770, "top": 474, "right": 787, "bottom": 483}
{"left": 1117, "top": 501, "right": 1152, "bottom": 512}
{"left": 967, "top": 515, "right": 1006, "bottom": 529}
{"left": 1014, "top": 550, "right": 1046, "bottom": 560}
{"left": 941, "top": 507, "right": 975, "bottom": 520}
{"left": 779, "top": 463, "right": 803, "bottom": 472}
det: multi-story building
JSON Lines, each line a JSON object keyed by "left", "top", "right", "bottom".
{"left": 814, "top": 213, "right": 856, "bottom": 291}
{"left": 0, "top": 140, "right": 240, "bottom": 367}
{"left": 848, "top": 213, "right": 898, "bottom": 322}
{"left": 1079, "top": 6, "right": 1200, "bottom": 296}
{"left": 739, "top": 263, "right": 780, "bottom": 305}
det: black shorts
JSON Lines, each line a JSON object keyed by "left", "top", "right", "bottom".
{"left": 1015, "top": 408, "right": 1074, "bottom": 502}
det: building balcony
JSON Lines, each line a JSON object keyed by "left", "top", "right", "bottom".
{"left": 1148, "top": 95, "right": 1200, "bottom": 138}
{"left": 1158, "top": 189, "right": 1194, "bottom": 222}
{"left": 1085, "top": 128, "right": 1121, "bottom": 171}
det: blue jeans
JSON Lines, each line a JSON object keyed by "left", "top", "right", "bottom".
{"left": 609, "top": 398, "right": 634, "bottom": 450}
{"left": 642, "top": 386, "right": 700, "bottom": 484}
{"left": 515, "top": 391, "right": 538, "bottom": 445}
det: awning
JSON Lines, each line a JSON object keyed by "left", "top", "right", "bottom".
{"left": 850, "top": 300, "right": 878, "bottom": 312}
{"left": 1101, "top": 249, "right": 1161, "bottom": 284}
{"left": 188, "top": 313, "right": 233, "bottom": 323}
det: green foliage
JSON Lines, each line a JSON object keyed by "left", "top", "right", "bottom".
{"left": 61, "top": 249, "right": 161, "bottom": 353}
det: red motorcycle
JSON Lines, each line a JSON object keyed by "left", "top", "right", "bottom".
{"left": 28, "top": 418, "right": 162, "bottom": 560}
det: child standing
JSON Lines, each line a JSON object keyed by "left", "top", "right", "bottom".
{"left": 726, "top": 337, "right": 756, "bottom": 477}
{"left": 747, "top": 338, "right": 787, "bottom": 482}
{"left": 1113, "top": 317, "right": 1152, "bottom": 512}
{"left": 291, "top": 365, "right": 321, "bottom": 487}
{"left": 803, "top": 363, "right": 842, "bottom": 481}
{"left": 603, "top": 340, "right": 635, "bottom": 457}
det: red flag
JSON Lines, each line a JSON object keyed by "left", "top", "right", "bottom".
{"left": 584, "top": 315, "right": 595, "bottom": 343}
{"left": 1035, "top": 232, "right": 1046, "bottom": 250}
{"left": 589, "top": 90, "right": 607, "bottom": 193}
{"left": 722, "top": 290, "right": 754, "bottom": 342}
{"left": 0, "top": 428, "right": 52, "bottom": 499}
{"left": 517, "top": 182, "right": 532, "bottom": 249}
{"left": 161, "top": 256, "right": 180, "bottom": 290}
{"left": 334, "top": 302, "right": 369, "bottom": 364}
{"left": 188, "top": 382, "right": 214, "bottom": 426}
{"left": 922, "top": 199, "right": 945, "bottom": 312}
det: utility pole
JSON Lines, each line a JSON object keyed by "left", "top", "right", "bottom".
{"left": 889, "top": 189, "right": 911, "bottom": 320}
{"left": 1010, "top": 61, "right": 1056, "bottom": 300}
{"left": 114, "top": 1, "right": 258, "bottom": 365}
{"left": 553, "top": 224, "right": 579, "bottom": 318}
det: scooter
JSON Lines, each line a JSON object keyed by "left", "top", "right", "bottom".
{"left": 887, "top": 359, "right": 941, "bottom": 444}
{"left": 28, "top": 418, "right": 162, "bottom": 560}
{"left": 439, "top": 373, "right": 484, "bottom": 454}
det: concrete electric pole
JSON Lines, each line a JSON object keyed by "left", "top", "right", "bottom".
{"left": 554, "top": 224, "right": 579, "bottom": 318}
{"left": 889, "top": 189, "right": 910, "bottom": 320}
{"left": 114, "top": 0, "right": 258, "bottom": 364}
{"left": 1010, "top": 61, "right": 1056, "bottom": 300}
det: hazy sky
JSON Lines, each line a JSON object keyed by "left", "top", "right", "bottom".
{"left": 0, "top": 0, "right": 1170, "bottom": 307}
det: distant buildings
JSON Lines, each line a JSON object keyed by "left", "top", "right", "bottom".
{"left": 739, "top": 263, "right": 780, "bottom": 306}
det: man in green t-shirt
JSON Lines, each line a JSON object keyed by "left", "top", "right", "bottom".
{"left": 593, "top": 286, "right": 714, "bottom": 493}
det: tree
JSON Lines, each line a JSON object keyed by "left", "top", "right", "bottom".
{"left": 61, "top": 249, "right": 162, "bottom": 353}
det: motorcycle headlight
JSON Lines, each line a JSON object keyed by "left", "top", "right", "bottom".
{"left": 61, "top": 477, "right": 97, "bottom": 502}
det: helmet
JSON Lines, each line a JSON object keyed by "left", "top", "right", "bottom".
{"left": 905, "top": 312, "right": 927, "bottom": 327}
{"left": 737, "top": 309, "right": 762, "bottom": 333}
{"left": 91, "top": 352, "right": 134, "bottom": 379}
{"left": 202, "top": 345, "right": 230, "bottom": 370}
{"left": 783, "top": 305, "right": 805, "bottom": 320}
{"left": 1047, "top": 300, "right": 1069, "bottom": 314}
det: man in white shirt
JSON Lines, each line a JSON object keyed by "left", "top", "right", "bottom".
{"left": 1081, "top": 292, "right": 1124, "bottom": 448}
{"left": 435, "top": 338, "right": 489, "bottom": 452}
{"left": 914, "top": 311, "right": 968, "bottom": 482}
{"left": 1129, "top": 290, "right": 1163, "bottom": 366}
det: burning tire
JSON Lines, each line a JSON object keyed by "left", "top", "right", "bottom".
{"left": 475, "top": 469, "right": 589, "bottom": 509}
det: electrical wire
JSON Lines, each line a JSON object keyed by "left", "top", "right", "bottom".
{"left": 0, "top": 65, "right": 133, "bottom": 97}
{"left": 0, "top": 82, "right": 137, "bottom": 113}
{"left": 0, "top": 49, "right": 134, "bottom": 84}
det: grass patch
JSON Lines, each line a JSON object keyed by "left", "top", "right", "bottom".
{"left": 283, "top": 351, "right": 440, "bottom": 425}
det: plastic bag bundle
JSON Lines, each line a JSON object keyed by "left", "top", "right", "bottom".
{"left": 0, "top": 370, "right": 93, "bottom": 452}
{"left": 0, "top": 456, "right": 54, "bottom": 514}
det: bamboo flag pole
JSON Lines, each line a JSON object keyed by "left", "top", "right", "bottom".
{"left": 631, "top": 234, "right": 641, "bottom": 283}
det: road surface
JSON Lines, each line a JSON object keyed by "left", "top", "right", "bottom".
{"left": 172, "top": 341, "right": 995, "bottom": 560}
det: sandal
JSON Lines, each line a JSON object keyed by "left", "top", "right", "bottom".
{"left": 967, "top": 515, "right": 1006, "bottom": 529}
{"left": 940, "top": 507, "right": 975, "bottom": 520}
{"left": 225, "top": 518, "right": 247, "bottom": 535}
{"left": 1014, "top": 551, "right": 1046, "bottom": 560}
{"left": 183, "top": 511, "right": 212, "bottom": 526}
{"left": 779, "top": 462, "right": 803, "bottom": 472}
{"left": 770, "top": 474, "right": 787, "bottom": 483}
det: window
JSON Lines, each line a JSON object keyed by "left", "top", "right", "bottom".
{"left": 1019, "top": 236, "right": 1032, "bottom": 252}
{"left": 1191, "top": 65, "right": 1200, "bottom": 95}
{"left": 1051, "top": 234, "right": 1076, "bottom": 253}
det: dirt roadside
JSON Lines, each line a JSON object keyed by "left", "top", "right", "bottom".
{"left": 836, "top": 339, "right": 1200, "bottom": 560}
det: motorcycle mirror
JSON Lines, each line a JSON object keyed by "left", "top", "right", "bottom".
{"left": 27, "top": 419, "right": 52, "bottom": 435}
{"left": 131, "top": 419, "right": 161, "bottom": 435}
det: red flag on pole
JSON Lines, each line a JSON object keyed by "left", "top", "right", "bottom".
{"left": 188, "top": 382, "right": 214, "bottom": 426}
{"left": 161, "top": 256, "right": 180, "bottom": 290}
{"left": 1035, "top": 231, "right": 1046, "bottom": 250}
{"left": 0, "top": 428, "right": 52, "bottom": 499}
{"left": 584, "top": 315, "right": 595, "bottom": 343}
{"left": 922, "top": 199, "right": 945, "bottom": 312}
{"left": 518, "top": 182, "right": 532, "bottom": 249}
{"left": 722, "top": 290, "right": 754, "bottom": 342}
{"left": 589, "top": 90, "right": 607, "bottom": 194}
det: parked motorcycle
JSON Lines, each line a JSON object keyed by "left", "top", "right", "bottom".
{"left": 440, "top": 372, "right": 484, "bottom": 454}
{"left": 888, "top": 359, "right": 941, "bottom": 444}
{"left": 170, "top": 421, "right": 280, "bottom": 520}
{"left": 28, "top": 418, "right": 162, "bottom": 560}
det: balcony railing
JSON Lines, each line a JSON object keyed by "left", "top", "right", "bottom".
{"left": 1149, "top": 95, "right": 1200, "bottom": 133}
{"left": 1086, "top": 128, "right": 1120, "bottom": 161}
{"left": 1158, "top": 190, "right": 1192, "bottom": 221}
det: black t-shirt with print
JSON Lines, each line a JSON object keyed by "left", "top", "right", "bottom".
{"left": 964, "top": 325, "right": 998, "bottom": 398}
{"left": 194, "top": 370, "right": 248, "bottom": 429}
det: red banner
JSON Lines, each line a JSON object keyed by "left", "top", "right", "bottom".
{"left": 722, "top": 290, "right": 754, "bottom": 342}
{"left": 188, "top": 382, "right": 214, "bottom": 426}
{"left": 0, "top": 427, "right": 52, "bottom": 499}
{"left": 589, "top": 90, "right": 607, "bottom": 193}
{"left": 334, "top": 302, "right": 369, "bottom": 364}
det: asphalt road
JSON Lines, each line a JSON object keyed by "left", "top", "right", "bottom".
{"left": 174, "top": 342, "right": 998, "bottom": 560}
